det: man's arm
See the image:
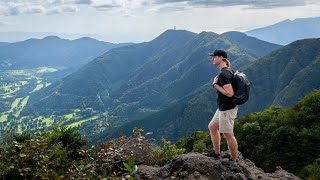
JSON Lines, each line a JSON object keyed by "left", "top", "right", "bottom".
{"left": 213, "top": 83, "right": 234, "bottom": 97}
{"left": 213, "top": 76, "right": 234, "bottom": 97}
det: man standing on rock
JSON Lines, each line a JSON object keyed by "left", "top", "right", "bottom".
{"left": 208, "top": 49, "right": 239, "bottom": 162}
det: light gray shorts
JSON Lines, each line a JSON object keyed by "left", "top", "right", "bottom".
{"left": 210, "top": 106, "right": 238, "bottom": 133}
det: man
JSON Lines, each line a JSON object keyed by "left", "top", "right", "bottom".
{"left": 208, "top": 49, "right": 239, "bottom": 162}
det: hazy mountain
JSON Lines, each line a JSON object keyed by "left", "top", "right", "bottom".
{"left": 221, "top": 31, "right": 282, "bottom": 57}
{"left": 0, "top": 31, "right": 105, "bottom": 43}
{"left": 246, "top": 17, "right": 320, "bottom": 45}
{"left": 0, "top": 36, "right": 131, "bottom": 69}
{"left": 106, "top": 38, "right": 320, "bottom": 142}
{"left": 0, "top": 42, "right": 8, "bottom": 47}
{"left": 24, "top": 29, "right": 260, "bottom": 124}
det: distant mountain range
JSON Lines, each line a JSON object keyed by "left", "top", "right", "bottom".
{"left": 0, "top": 31, "right": 105, "bottom": 43}
{"left": 246, "top": 17, "right": 320, "bottom": 45}
{"left": 0, "top": 36, "right": 132, "bottom": 70}
{"left": 100, "top": 38, "right": 320, "bottom": 143}
{"left": 0, "top": 42, "right": 9, "bottom": 47}
{"left": 23, "top": 30, "right": 280, "bottom": 128}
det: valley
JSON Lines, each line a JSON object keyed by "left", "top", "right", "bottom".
{"left": 0, "top": 68, "right": 107, "bottom": 136}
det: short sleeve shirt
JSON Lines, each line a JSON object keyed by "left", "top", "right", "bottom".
{"left": 216, "top": 67, "right": 236, "bottom": 111}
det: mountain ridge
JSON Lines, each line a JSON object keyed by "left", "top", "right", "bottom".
{"left": 221, "top": 31, "right": 282, "bottom": 57}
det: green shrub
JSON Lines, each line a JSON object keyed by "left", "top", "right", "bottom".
{"left": 299, "top": 158, "right": 320, "bottom": 180}
{"left": 0, "top": 126, "right": 86, "bottom": 179}
{"left": 150, "top": 138, "right": 185, "bottom": 166}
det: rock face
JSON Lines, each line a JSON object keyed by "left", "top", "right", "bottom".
{"left": 136, "top": 152, "right": 301, "bottom": 180}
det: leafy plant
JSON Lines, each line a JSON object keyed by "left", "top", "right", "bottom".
{"left": 123, "top": 155, "right": 137, "bottom": 180}
{"left": 300, "top": 158, "right": 320, "bottom": 180}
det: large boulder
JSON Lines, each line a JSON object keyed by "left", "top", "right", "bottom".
{"left": 136, "top": 152, "right": 301, "bottom": 180}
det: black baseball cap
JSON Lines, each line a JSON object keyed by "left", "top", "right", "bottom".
{"left": 209, "top": 50, "right": 227, "bottom": 58}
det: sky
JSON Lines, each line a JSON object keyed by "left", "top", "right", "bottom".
{"left": 0, "top": 0, "right": 320, "bottom": 43}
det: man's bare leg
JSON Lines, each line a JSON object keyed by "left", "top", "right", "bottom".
{"left": 224, "top": 132, "right": 238, "bottom": 161}
{"left": 208, "top": 122, "right": 220, "bottom": 154}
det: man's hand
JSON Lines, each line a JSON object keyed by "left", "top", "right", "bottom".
{"left": 213, "top": 76, "right": 218, "bottom": 85}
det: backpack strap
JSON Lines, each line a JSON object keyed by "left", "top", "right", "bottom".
{"left": 221, "top": 67, "right": 234, "bottom": 77}
{"left": 221, "top": 67, "right": 235, "bottom": 85}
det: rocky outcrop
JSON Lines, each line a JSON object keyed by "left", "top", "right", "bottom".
{"left": 136, "top": 152, "right": 300, "bottom": 180}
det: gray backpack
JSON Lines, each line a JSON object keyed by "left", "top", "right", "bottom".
{"left": 224, "top": 68, "right": 251, "bottom": 105}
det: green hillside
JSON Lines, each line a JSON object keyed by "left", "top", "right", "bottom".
{"left": 94, "top": 86, "right": 215, "bottom": 144}
{"left": 221, "top": 31, "right": 282, "bottom": 57}
{"left": 116, "top": 31, "right": 256, "bottom": 108}
{"left": 104, "top": 38, "right": 320, "bottom": 143}
{"left": 243, "top": 38, "right": 320, "bottom": 115}
{"left": 23, "top": 30, "right": 258, "bottom": 127}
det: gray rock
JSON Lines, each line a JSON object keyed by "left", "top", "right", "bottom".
{"left": 137, "top": 165, "right": 161, "bottom": 180}
{"left": 135, "top": 152, "right": 301, "bottom": 180}
{"left": 266, "top": 167, "right": 301, "bottom": 180}
{"left": 158, "top": 167, "right": 170, "bottom": 178}
{"left": 236, "top": 173, "right": 247, "bottom": 180}
{"left": 193, "top": 171, "right": 201, "bottom": 178}
{"left": 179, "top": 171, "right": 188, "bottom": 178}
{"left": 169, "top": 153, "right": 226, "bottom": 179}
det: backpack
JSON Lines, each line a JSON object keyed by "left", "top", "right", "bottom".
{"left": 223, "top": 67, "right": 251, "bottom": 105}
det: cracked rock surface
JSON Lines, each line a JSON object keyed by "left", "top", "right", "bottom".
{"left": 136, "top": 152, "right": 301, "bottom": 180}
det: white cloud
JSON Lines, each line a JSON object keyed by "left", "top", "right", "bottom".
{"left": 152, "top": 0, "right": 313, "bottom": 9}
{"left": 146, "top": 1, "right": 192, "bottom": 13}
{"left": 93, "top": 3, "right": 122, "bottom": 11}
{"left": 46, "top": 5, "right": 80, "bottom": 15}
{"left": 0, "top": 2, "right": 46, "bottom": 16}
{"left": 0, "top": 0, "right": 319, "bottom": 17}
{"left": 144, "top": 0, "right": 320, "bottom": 15}
{"left": 0, "top": 0, "right": 148, "bottom": 17}
{"left": 122, "top": 14, "right": 137, "bottom": 18}
{"left": 77, "top": 0, "right": 320, "bottom": 16}
{"left": 0, "top": 1, "right": 79, "bottom": 16}
{"left": 74, "top": 0, "right": 93, "bottom": 5}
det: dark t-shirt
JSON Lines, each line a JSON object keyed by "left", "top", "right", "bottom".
{"left": 216, "top": 67, "right": 236, "bottom": 111}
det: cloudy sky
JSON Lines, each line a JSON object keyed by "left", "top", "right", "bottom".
{"left": 0, "top": 0, "right": 320, "bottom": 43}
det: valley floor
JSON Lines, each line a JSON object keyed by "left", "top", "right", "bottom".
{"left": 0, "top": 68, "right": 104, "bottom": 136}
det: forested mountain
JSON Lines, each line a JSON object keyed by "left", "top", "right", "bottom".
{"left": 102, "top": 38, "right": 320, "bottom": 143}
{"left": 246, "top": 16, "right": 320, "bottom": 45}
{"left": 0, "top": 36, "right": 131, "bottom": 69}
{"left": 221, "top": 31, "right": 282, "bottom": 57}
{"left": 244, "top": 38, "right": 320, "bottom": 114}
{"left": 24, "top": 29, "right": 264, "bottom": 125}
